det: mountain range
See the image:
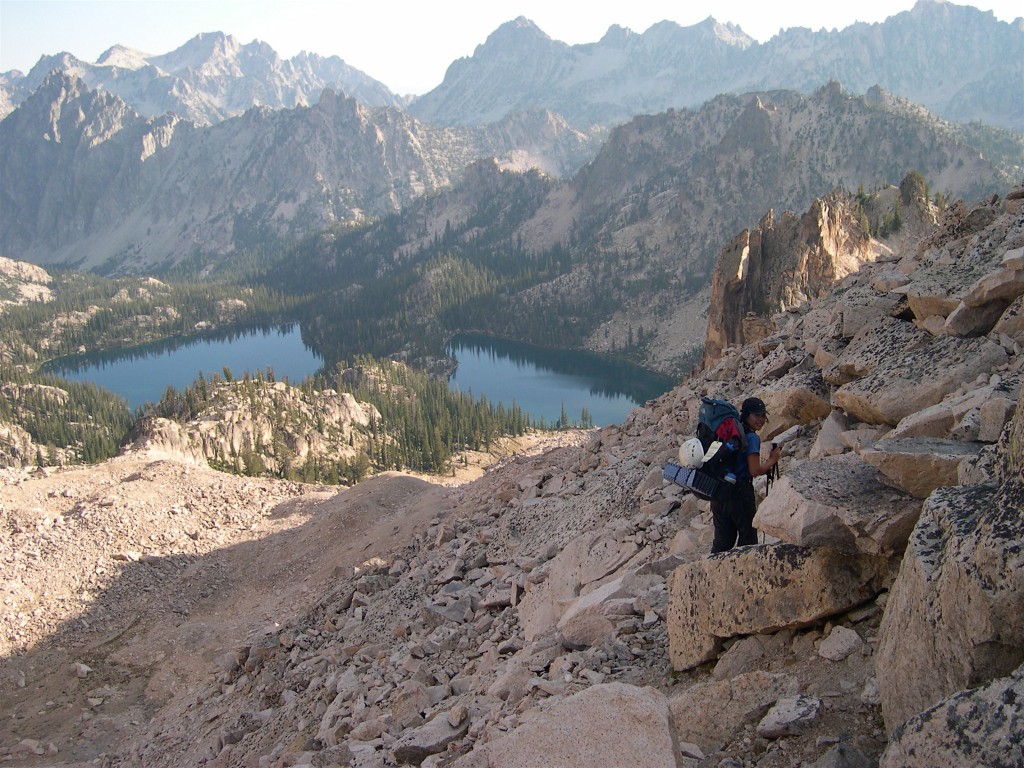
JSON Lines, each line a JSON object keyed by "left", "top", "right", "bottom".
{"left": 0, "top": 71, "right": 597, "bottom": 273}
{"left": 0, "top": 31, "right": 405, "bottom": 126}
{"left": 2, "top": 1, "right": 1021, "bottom": 132}
{"left": 411, "top": 3, "right": 1023, "bottom": 131}
{"left": 1, "top": 73, "right": 1014, "bottom": 280}
{"left": 282, "top": 85, "right": 1017, "bottom": 374}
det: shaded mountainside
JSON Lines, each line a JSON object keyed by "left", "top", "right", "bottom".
{"left": 0, "top": 31, "right": 405, "bottom": 125}
{"left": 409, "top": 1, "right": 1024, "bottom": 132}
{"left": 0, "top": 185, "right": 1021, "bottom": 767}
{"left": 285, "top": 85, "right": 1016, "bottom": 375}
{"left": 0, "top": 72, "right": 597, "bottom": 274}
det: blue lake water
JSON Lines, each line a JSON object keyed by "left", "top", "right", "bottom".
{"left": 43, "top": 324, "right": 323, "bottom": 410}
{"left": 43, "top": 326, "right": 676, "bottom": 427}
{"left": 447, "top": 334, "right": 676, "bottom": 427}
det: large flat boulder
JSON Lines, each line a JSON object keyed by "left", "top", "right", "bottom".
{"left": 517, "top": 529, "right": 639, "bottom": 641}
{"left": 450, "top": 683, "right": 682, "bottom": 768}
{"left": 754, "top": 453, "right": 921, "bottom": 555}
{"left": 556, "top": 572, "right": 652, "bottom": 626}
{"left": 875, "top": 481, "right": 1024, "bottom": 734}
{"left": 879, "top": 664, "right": 1024, "bottom": 768}
{"left": 942, "top": 297, "right": 1011, "bottom": 336}
{"left": 962, "top": 260, "right": 1024, "bottom": 307}
{"left": 389, "top": 709, "right": 471, "bottom": 765}
{"left": 888, "top": 384, "right": 997, "bottom": 439}
{"left": 831, "top": 287, "right": 903, "bottom": 339}
{"left": 833, "top": 335, "right": 1008, "bottom": 425}
{"left": 666, "top": 544, "right": 890, "bottom": 670}
{"left": 859, "top": 437, "right": 984, "bottom": 498}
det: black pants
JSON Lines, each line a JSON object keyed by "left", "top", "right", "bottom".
{"left": 710, "top": 481, "right": 757, "bottom": 553}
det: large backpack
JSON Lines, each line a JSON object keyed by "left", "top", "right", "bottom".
{"left": 696, "top": 396, "right": 747, "bottom": 455}
{"left": 663, "top": 397, "right": 747, "bottom": 500}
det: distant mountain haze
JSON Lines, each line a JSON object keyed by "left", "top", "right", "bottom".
{"left": 0, "top": 31, "right": 407, "bottom": 126}
{"left": 2, "top": 2, "right": 1019, "bottom": 131}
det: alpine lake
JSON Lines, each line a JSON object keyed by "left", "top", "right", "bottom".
{"left": 45, "top": 326, "right": 676, "bottom": 427}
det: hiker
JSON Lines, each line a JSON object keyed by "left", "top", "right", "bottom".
{"left": 710, "top": 396, "right": 781, "bottom": 554}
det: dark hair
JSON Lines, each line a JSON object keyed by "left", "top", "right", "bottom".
{"left": 741, "top": 397, "right": 768, "bottom": 417}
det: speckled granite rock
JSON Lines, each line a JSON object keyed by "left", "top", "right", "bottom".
{"left": 875, "top": 476, "right": 1024, "bottom": 733}
{"left": 859, "top": 437, "right": 984, "bottom": 498}
{"left": 666, "top": 544, "right": 890, "bottom": 670}
{"left": 879, "top": 664, "right": 1024, "bottom": 768}
{"left": 833, "top": 335, "right": 1008, "bottom": 425}
{"left": 754, "top": 453, "right": 922, "bottom": 555}
{"left": 822, "top": 316, "right": 931, "bottom": 386}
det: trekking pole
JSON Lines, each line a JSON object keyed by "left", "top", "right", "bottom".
{"left": 766, "top": 452, "right": 779, "bottom": 492}
{"left": 765, "top": 425, "right": 801, "bottom": 493}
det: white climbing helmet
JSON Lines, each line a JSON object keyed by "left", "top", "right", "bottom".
{"left": 679, "top": 437, "right": 705, "bottom": 467}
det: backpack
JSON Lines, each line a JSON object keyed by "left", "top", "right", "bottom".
{"left": 696, "top": 397, "right": 747, "bottom": 455}
{"left": 663, "top": 397, "right": 747, "bottom": 500}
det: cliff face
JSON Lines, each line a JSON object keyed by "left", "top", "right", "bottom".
{"left": 704, "top": 190, "right": 883, "bottom": 367}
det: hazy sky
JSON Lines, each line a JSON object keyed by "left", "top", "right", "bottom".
{"left": 1, "top": 0, "right": 1021, "bottom": 95}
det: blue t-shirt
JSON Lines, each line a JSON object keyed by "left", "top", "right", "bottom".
{"left": 735, "top": 431, "right": 760, "bottom": 483}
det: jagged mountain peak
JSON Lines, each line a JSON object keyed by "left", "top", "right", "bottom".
{"left": 597, "top": 24, "right": 634, "bottom": 46}
{"left": 150, "top": 30, "right": 241, "bottom": 70}
{"left": 1, "top": 69, "right": 149, "bottom": 158}
{"left": 26, "top": 69, "right": 128, "bottom": 113}
{"left": 494, "top": 16, "right": 548, "bottom": 36}
{"left": 25, "top": 52, "right": 86, "bottom": 80}
{"left": 686, "top": 16, "right": 755, "bottom": 44}
{"left": 637, "top": 17, "right": 755, "bottom": 49}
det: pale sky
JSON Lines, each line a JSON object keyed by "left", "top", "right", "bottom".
{"left": 1, "top": 0, "right": 1021, "bottom": 95}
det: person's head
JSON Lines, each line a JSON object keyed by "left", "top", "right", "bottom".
{"left": 741, "top": 397, "right": 769, "bottom": 430}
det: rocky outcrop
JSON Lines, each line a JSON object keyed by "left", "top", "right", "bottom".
{"left": 704, "top": 191, "right": 881, "bottom": 367}
{"left": 874, "top": 389, "right": 1024, "bottom": 734}
{"left": 132, "top": 379, "right": 379, "bottom": 479}
{"left": 0, "top": 256, "right": 52, "bottom": 308}
{"left": 0, "top": 420, "right": 40, "bottom": 468}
